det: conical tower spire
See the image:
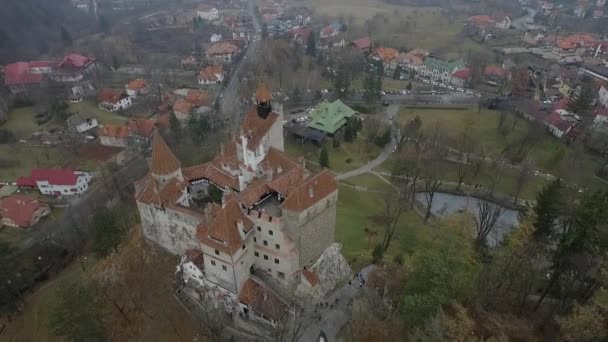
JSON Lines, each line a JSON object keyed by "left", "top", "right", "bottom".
{"left": 151, "top": 131, "right": 181, "bottom": 177}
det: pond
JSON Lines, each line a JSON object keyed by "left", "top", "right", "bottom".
{"left": 415, "top": 192, "right": 520, "bottom": 247}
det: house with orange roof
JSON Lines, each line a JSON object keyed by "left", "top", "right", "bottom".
{"left": 136, "top": 84, "right": 347, "bottom": 325}
{"left": 125, "top": 78, "right": 149, "bottom": 97}
{"left": 396, "top": 48, "right": 429, "bottom": 72}
{"left": 0, "top": 195, "right": 50, "bottom": 228}
{"left": 97, "top": 88, "right": 132, "bottom": 112}
{"left": 198, "top": 65, "right": 224, "bottom": 85}
{"left": 371, "top": 47, "right": 400, "bottom": 70}
{"left": 173, "top": 99, "right": 194, "bottom": 121}
{"left": 206, "top": 41, "right": 240, "bottom": 64}
{"left": 554, "top": 33, "right": 598, "bottom": 54}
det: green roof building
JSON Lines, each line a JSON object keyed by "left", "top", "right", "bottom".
{"left": 307, "top": 99, "right": 356, "bottom": 135}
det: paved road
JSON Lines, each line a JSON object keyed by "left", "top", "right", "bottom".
{"left": 299, "top": 265, "right": 375, "bottom": 342}
{"left": 336, "top": 105, "right": 400, "bottom": 181}
{"left": 219, "top": 0, "right": 261, "bottom": 133}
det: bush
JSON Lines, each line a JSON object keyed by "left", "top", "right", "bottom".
{"left": 208, "top": 185, "right": 223, "bottom": 203}
{"left": 0, "top": 129, "right": 16, "bottom": 144}
{"left": 345, "top": 158, "right": 352, "bottom": 164}
{"left": 393, "top": 253, "right": 404, "bottom": 265}
{"left": 372, "top": 244, "right": 384, "bottom": 263}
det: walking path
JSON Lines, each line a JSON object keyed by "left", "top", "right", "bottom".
{"left": 336, "top": 105, "right": 400, "bottom": 181}
{"left": 298, "top": 265, "right": 375, "bottom": 342}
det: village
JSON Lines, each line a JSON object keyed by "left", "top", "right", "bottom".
{"left": 0, "top": 0, "right": 608, "bottom": 340}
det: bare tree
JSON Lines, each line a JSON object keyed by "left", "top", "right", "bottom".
{"left": 373, "top": 192, "right": 407, "bottom": 251}
{"left": 456, "top": 114, "right": 478, "bottom": 190}
{"left": 474, "top": 199, "right": 504, "bottom": 247}
{"left": 513, "top": 158, "right": 534, "bottom": 205}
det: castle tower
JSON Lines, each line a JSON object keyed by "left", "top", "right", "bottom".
{"left": 150, "top": 131, "right": 183, "bottom": 185}
{"left": 255, "top": 83, "right": 272, "bottom": 119}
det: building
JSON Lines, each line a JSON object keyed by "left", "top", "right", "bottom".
{"left": 320, "top": 24, "right": 340, "bottom": 39}
{"left": 467, "top": 14, "right": 511, "bottom": 29}
{"left": 173, "top": 100, "right": 194, "bottom": 121}
{"left": 599, "top": 85, "right": 608, "bottom": 108}
{"left": 17, "top": 169, "right": 92, "bottom": 196}
{"left": 555, "top": 34, "right": 598, "bottom": 55}
{"left": 136, "top": 85, "right": 339, "bottom": 325}
{"left": 484, "top": 65, "right": 510, "bottom": 86}
{"left": 197, "top": 5, "right": 219, "bottom": 20}
{"left": 396, "top": 48, "right": 428, "bottom": 72}
{"left": 211, "top": 33, "right": 223, "bottom": 43}
{"left": 371, "top": 47, "right": 400, "bottom": 70}
{"left": 97, "top": 88, "right": 132, "bottom": 112}
{"left": 206, "top": 41, "right": 240, "bottom": 64}
{"left": 544, "top": 109, "right": 579, "bottom": 138}
{"left": 593, "top": 107, "right": 608, "bottom": 126}
{"left": 289, "top": 27, "right": 312, "bottom": 45}
{"left": 98, "top": 124, "right": 129, "bottom": 148}
{"left": 581, "top": 64, "right": 608, "bottom": 82}
{"left": 2, "top": 61, "right": 50, "bottom": 93}
{"left": 0, "top": 195, "right": 50, "bottom": 228}
{"left": 198, "top": 65, "right": 224, "bottom": 85}
{"left": 99, "top": 117, "right": 163, "bottom": 149}
{"left": 349, "top": 37, "right": 372, "bottom": 52}
{"left": 307, "top": 99, "right": 356, "bottom": 135}
{"left": 420, "top": 57, "right": 465, "bottom": 83}
{"left": 66, "top": 113, "right": 99, "bottom": 133}
{"left": 451, "top": 68, "right": 471, "bottom": 87}
{"left": 126, "top": 78, "right": 149, "bottom": 97}
{"left": 49, "top": 53, "right": 96, "bottom": 82}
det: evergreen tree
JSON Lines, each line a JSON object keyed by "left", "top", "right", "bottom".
{"left": 306, "top": 32, "right": 317, "bottom": 56}
{"left": 319, "top": 145, "right": 329, "bottom": 168}
{"left": 112, "top": 55, "right": 120, "bottom": 70}
{"left": 567, "top": 79, "right": 595, "bottom": 116}
{"left": 60, "top": 26, "right": 72, "bottom": 46}
{"left": 406, "top": 81, "right": 413, "bottom": 90}
{"left": 169, "top": 112, "right": 181, "bottom": 142}
{"left": 533, "top": 179, "right": 562, "bottom": 239}
{"left": 344, "top": 122, "right": 354, "bottom": 142}
{"left": 92, "top": 209, "right": 125, "bottom": 257}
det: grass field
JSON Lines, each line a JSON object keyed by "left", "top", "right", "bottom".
{"left": 342, "top": 173, "right": 394, "bottom": 192}
{"left": 68, "top": 101, "right": 128, "bottom": 125}
{"left": 0, "top": 144, "right": 65, "bottom": 181}
{"left": 285, "top": 138, "right": 382, "bottom": 174}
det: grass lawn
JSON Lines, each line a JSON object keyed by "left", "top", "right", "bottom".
{"left": 68, "top": 101, "right": 128, "bottom": 126}
{"left": 0, "top": 145, "right": 65, "bottom": 181}
{"left": 285, "top": 138, "right": 382, "bottom": 174}
{"left": 2, "top": 106, "right": 48, "bottom": 139}
{"left": 342, "top": 173, "right": 394, "bottom": 192}
{"left": 336, "top": 185, "right": 427, "bottom": 270}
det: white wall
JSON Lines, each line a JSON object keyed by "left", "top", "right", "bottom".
{"left": 36, "top": 172, "right": 91, "bottom": 196}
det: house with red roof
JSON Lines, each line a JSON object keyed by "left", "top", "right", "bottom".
{"left": 126, "top": 78, "right": 149, "bottom": 98}
{"left": 554, "top": 34, "right": 598, "bottom": 55}
{"left": 49, "top": 53, "right": 96, "bottom": 82}
{"left": 349, "top": 37, "right": 372, "bottom": 52}
{"left": 0, "top": 195, "right": 50, "bottom": 228}
{"left": 17, "top": 169, "right": 92, "bottom": 196}
{"left": 99, "top": 117, "right": 165, "bottom": 148}
{"left": 544, "top": 109, "right": 579, "bottom": 138}
{"left": 206, "top": 41, "right": 240, "bottom": 64}
{"left": 320, "top": 25, "right": 338, "bottom": 39}
{"left": 198, "top": 65, "right": 224, "bottom": 85}
{"left": 484, "top": 65, "right": 510, "bottom": 86}
{"left": 451, "top": 68, "right": 472, "bottom": 87}
{"left": 97, "top": 88, "right": 132, "bottom": 112}
{"left": 2, "top": 62, "right": 47, "bottom": 93}
{"left": 593, "top": 107, "right": 608, "bottom": 127}
{"left": 371, "top": 47, "right": 400, "bottom": 69}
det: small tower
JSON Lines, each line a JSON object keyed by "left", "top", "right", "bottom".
{"left": 255, "top": 83, "right": 272, "bottom": 119}
{"left": 150, "top": 131, "right": 183, "bottom": 185}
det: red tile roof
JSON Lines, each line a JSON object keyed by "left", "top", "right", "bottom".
{"left": 0, "top": 195, "right": 48, "bottom": 228}
{"left": 556, "top": 34, "right": 598, "bottom": 50}
{"left": 452, "top": 68, "right": 472, "bottom": 80}
{"left": 128, "top": 118, "right": 157, "bottom": 137}
{"left": 127, "top": 78, "right": 148, "bottom": 91}
{"left": 545, "top": 111, "right": 576, "bottom": 132}
{"left": 207, "top": 41, "right": 239, "bottom": 56}
{"left": 468, "top": 15, "right": 494, "bottom": 27}
{"left": 3, "top": 62, "right": 44, "bottom": 86}
{"left": 290, "top": 27, "right": 312, "bottom": 42}
{"left": 58, "top": 53, "right": 95, "bottom": 68}
{"left": 198, "top": 65, "right": 223, "bottom": 82}
{"left": 98, "top": 124, "right": 129, "bottom": 138}
{"left": 302, "top": 269, "right": 319, "bottom": 286}
{"left": 18, "top": 169, "right": 80, "bottom": 187}
{"left": 173, "top": 99, "right": 194, "bottom": 115}
{"left": 185, "top": 90, "right": 210, "bottom": 107}
{"left": 238, "top": 278, "right": 286, "bottom": 320}
{"left": 135, "top": 173, "right": 188, "bottom": 205}
{"left": 256, "top": 83, "right": 272, "bottom": 102}
{"left": 183, "top": 162, "right": 240, "bottom": 190}
{"left": 196, "top": 194, "right": 253, "bottom": 255}
{"left": 97, "top": 88, "right": 125, "bottom": 104}
{"left": 373, "top": 47, "right": 399, "bottom": 63}
{"left": 241, "top": 106, "right": 280, "bottom": 151}
{"left": 282, "top": 169, "right": 337, "bottom": 212}
{"left": 484, "top": 66, "right": 509, "bottom": 78}
{"left": 151, "top": 132, "right": 181, "bottom": 175}
{"left": 350, "top": 37, "right": 372, "bottom": 50}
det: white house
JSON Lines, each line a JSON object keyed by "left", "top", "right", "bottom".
{"left": 66, "top": 114, "right": 99, "bottom": 133}
{"left": 97, "top": 88, "right": 132, "bottom": 112}
{"left": 544, "top": 109, "right": 579, "bottom": 138}
{"left": 599, "top": 85, "right": 608, "bottom": 108}
{"left": 197, "top": 6, "right": 219, "bottom": 20}
{"left": 17, "top": 169, "right": 92, "bottom": 196}
{"left": 210, "top": 34, "right": 223, "bottom": 43}
{"left": 198, "top": 65, "right": 224, "bottom": 85}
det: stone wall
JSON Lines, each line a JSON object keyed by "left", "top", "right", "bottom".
{"left": 138, "top": 202, "right": 201, "bottom": 255}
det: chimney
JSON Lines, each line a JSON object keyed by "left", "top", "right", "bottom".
{"left": 308, "top": 186, "right": 314, "bottom": 198}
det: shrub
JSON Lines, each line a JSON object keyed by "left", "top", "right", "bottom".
{"left": 0, "top": 129, "right": 17, "bottom": 144}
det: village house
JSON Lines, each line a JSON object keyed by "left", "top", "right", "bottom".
{"left": 173, "top": 99, "right": 194, "bottom": 121}
{"left": 554, "top": 34, "right": 598, "bottom": 56}
{"left": 451, "top": 68, "right": 472, "bottom": 87}
{"left": 49, "top": 53, "right": 96, "bottom": 83}
{"left": 396, "top": 48, "right": 428, "bottom": 73}
{"left": 2, "top": 61, "right": 52, "bottom": 93}
{"left": 484, "top": 65, "right": 510, "bottom": 86}
{"left": 371, "top": 47, "right": 400, "bottom": 70}
{"left": 17, "top": 169, "right": 92, "bottom": 196}
{"left": 289, "top": 27, "right": 312, "bottom": 45}
{"left": 420, "top": 57, "right": 465, "bottom": 83}
{"left": 99, "top": 117, "right": 163, "bottom": 149}
{"left": 198, "top": 65, "right": 224, "bottom": 85}
{"left": 349, "top": 37, "right": 372, "bottom": 52}
{"left": 98, "top": 124, "right": 129, "bottom": 148}
{"left": 544, "top": 109, "right": 579, "bottom": 138}
{"left": 66, "top": 113, "right": 99, "bottom": 133}
{"left": 97, "top": 88, "right": 132, "bottom": 112}
{"left": 197, "top": 5, "right": 219, "bottom": 20}
{"left": 206, "top": 41, "right": 240, "bottom": 64}
{"left": 211, "top": 33, "right": 223, "bottom": 43}
{"left": 593, "top": 107, "right": 608, "bottom": 126}
{"left": 136, "top": 84, "right": 342, "bottom": 325}
{"left": 319, "top": 23, "right": 341, "bottom": 39}
{"left": 126, "top": 78, "right": 149, "bottom": 98}
{"left": 467, "top": 14, "right": 511, "bottom": 30}
{"left": 307, "top": 99, "right": 356, "bottom": 135}
{"left": 0, "top": 195, "right": 50, "bottom": 229}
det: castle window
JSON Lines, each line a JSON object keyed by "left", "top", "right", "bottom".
{"left": 215, "top": 249, "right": 220, "bottom": 256}
{"left": 255, "top": 252, "right": 259, "bottom": 257}
{"left": 269, "top": 230, "right": 274, "bottom": 236}
{"left": 257, "top": 226, "right": 261, "bottom": 231}
{"left": 242, "top": 244, "right": 246, "bottom": 250}
{"left": 264, "top": 255, "right": 268, "bottom": 260}
{"left": 254, "top": 237, "right": 257, "bottom": 243}
{"left": 278, "top": 272, "right": 285, "bottom": 279}
{"left": 222, "top": 265, "right": 227, "bottom": 271}
{"left": 263, "top": 240, "right": 268, "bottom": 246}
{"left": 211, "top": 260, "right": 216, "bottom": 266}
{"left": 274, "top": 258, "right": 279, "bottom": 264}
{"left": 275, "top": 244, "right": 280, "bottom": 250}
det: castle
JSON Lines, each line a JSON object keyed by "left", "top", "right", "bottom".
{"left": 134, "top": 85, "right": 338, "bottom": 325}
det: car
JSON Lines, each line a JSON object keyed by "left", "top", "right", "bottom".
{"left": 399, "top": 75, "right": 406, "bottom": 80}
{"left": 465, "top": 89, "right": 474, "bottom": 94}
{"left": 382, "top": 101, "right": 390, "bottom": 106}
{"left": 447, "top": 85, "right": 455, "bottom": 90}
{"left": 379, "top": 91, "right": 386, "bottom": 96}
{"left": 456, "top": 87, "right": 465, "bottom": 92}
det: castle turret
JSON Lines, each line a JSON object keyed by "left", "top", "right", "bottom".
{"left": 255, "top": 83, "right": 272, "bottom": 119}
{"left": 150, "top": 131, "right": 183, "bottom": 184}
